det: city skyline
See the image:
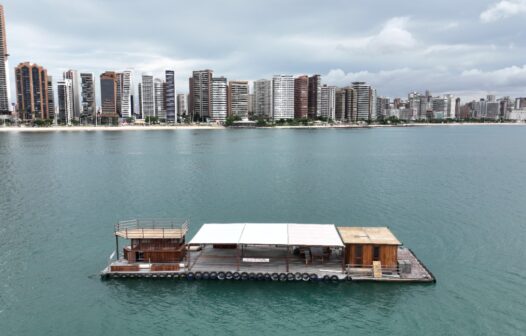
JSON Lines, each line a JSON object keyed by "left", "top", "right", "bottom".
{"left": 2, "top": 0, "right": 526, "bottom": 103}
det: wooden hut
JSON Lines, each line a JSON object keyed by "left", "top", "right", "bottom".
{"left": 337, "top": 227, "right": 401, "bottom": 268}
{"left": 114, "top": 219, "right": 188, "bottom": 264}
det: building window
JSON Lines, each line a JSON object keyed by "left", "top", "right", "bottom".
{"left": 353, "top": 245, "right": 363, "bottom": 265}
{"left": 373, "top": 246, "right": 380, "bottom": 261}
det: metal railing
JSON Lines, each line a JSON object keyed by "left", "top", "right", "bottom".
{"left": 115, "top": 218, "right": 189, "bottom": 234}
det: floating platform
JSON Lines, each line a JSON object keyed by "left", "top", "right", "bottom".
{"left": 102, "top": 220, "right": 436, "bottom": 283}
{"left": 101, "top": 246, "right": 435, "bottom": 283}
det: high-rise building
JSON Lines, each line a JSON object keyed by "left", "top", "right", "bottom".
{"left": 352, "top": 82, "right": 374, "bottom": 122}
{"left": 165, "top": 70, "right": 176, "bottom": 122}
{"left": 335, "top": 89, "right": 346, "bottom": 121}
{"left": 120, "top": 70, "right": 133, "bottom": 118}
{"left": 137, "top": 83, "right": 143, "bottom": 118}
{"left": 154, "top": 78, "right": 166, "bottom": 120}
{"left": 80, "top": 73, "right": 96, "bottom": 117}
{"left": 63, "top": 70, "right": 80, "bottom": 120}
{"left": 320, "top": 85, "right": 336, "bottom": 120}
{"left": 228, "top": 80, "right": 249, "bottom": 119}
{"left": 515, "top": 97, "right": 526, "bottom": 109}
{"left": 0, "top": 5, "right": 10, "bottom": 115}
{"left": 57, "top": 79, "right": 73, "bottom": 124}
{"left": 248, "top": 93, "right": 254, "bottom": 116}
{"left": 211, "top": 77, "right": 227, "bottom": 122}
{"left": 376, "top": 97, "right": 390, "bottom": 119}
{"left": 254, "top": 79, "right": 272, "bottom": 118}
{"left": 432, "top": 96, "right": 448, "bottom": 119}
{"left": 294, "top": 75, "right": 308, "bottom": 119}
{"left": 272, "top": 75, "right": 294, "bottom": 120}
{"left": 100, "top": 71, "right": 118, "bottom": 115}
{"left": 15, "top": 62, "right": 49, "bottom": 120}
{"left": 308, "top": 74, "right": 321, "bottom": 119}
{"left": 190, "top": 69, "right": 213, "bottom": 121}
{"left": 177, "top": 93, "right": 186, "bottom": 117}
{"left": 140, "top": 74, "right": 155, "bottom": 118}
{"left": 115, "top": 73, "right": 122, "bottom": 116}
{"left": 47, "top": 76, "right": 55, "bottom": 119}
{"left": 344, "top": 87, "right": 354, "bottom": 121}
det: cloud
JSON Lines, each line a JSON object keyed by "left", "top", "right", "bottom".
{"left": 323, "top": 65, "right": 526, "bottom": 100}
{"left": 369, "top": 17, "right": 416, "bottom": 51}
{"left": 3, "top": 0, "right": 526, "bottom": 102}
{"left": 281, "top": 16, "right": 416, "bottom": 56}
{"left": 480, "top": 0, "right": 526, "bottom": 23}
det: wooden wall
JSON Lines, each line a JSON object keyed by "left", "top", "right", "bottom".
{"left": 111, "top": 265, "right": 140, "bottom": 272}
{"left": 124, "top": 244, "right": 186, "bottom": 263}
{"left": 345, "top": 244, "right": 398, "bottom": 268}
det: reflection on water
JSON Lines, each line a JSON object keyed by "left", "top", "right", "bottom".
{"left": 1, "top": 127, "right": 526, "bottom": 335}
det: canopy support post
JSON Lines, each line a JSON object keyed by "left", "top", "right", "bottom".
{"left": 341, "top": 247, "right": 345, "bottom": 272}
{"left": 237, "top": 245, "right": 241, "bottom": 271}
{"left": 115, "top": 235, "right": 119, "bottom": 260}
{"left": 286, "top": 246, "right": 289, "bottom": 273}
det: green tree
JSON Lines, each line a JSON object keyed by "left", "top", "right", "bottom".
{"left": 224, "top": 115, "right": 242, "bottom": 126}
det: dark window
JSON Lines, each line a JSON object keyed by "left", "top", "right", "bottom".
{"left": 355, "top": 245, "right": 363, "bottom": 258}
{"left": 373, "top": 246, "right": 381, "bottom": 261}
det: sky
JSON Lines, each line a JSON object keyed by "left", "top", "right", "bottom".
{"left": 4, "top": 0, "right": 526, "bottom": 101}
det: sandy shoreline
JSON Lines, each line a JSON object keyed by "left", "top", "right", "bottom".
{"left": 0, "top": 122, "right": 524, "bottom": 132}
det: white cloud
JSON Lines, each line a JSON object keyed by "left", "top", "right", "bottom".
{"left": 323, "top": 65, "right": 526, "bottom": 100}
{"left": 369, "top": 17, "right": 416, "bottom": 51}
{"left": 278, "top": 16, "right": 416, "bottom": 58}
{"left": 480, "top": 0, "right": 526, "bottom": 23}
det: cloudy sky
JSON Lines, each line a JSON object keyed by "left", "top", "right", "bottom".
{"left": 4, "top": 0, "right": 526, "bottom": 101}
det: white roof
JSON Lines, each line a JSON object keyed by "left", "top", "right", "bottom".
{"left": 188, "top": 223, "right": 245, "bottom": 245}
{"left": 288, "top": 224, "right": 344, "bottom": 247}
{"left": 189, "top": 223, "right": 344, "bottom": 247}
{"left": 239, "top": 223, "right": 288, "bottom": 245}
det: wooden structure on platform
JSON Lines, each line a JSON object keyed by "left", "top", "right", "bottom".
{"left": 187, "top": 223, "right": 345, "bottom": 272}
{"left": 102, "top": 221, "right": 435, "bottom": 283}
{"left": 337, "top": 227, "right": 401, "bottom": 268}
{"left": 115, "top": 219, "right": 188, "bottom": 264}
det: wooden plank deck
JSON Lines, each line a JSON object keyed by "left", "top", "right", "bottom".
{"left": 188, "top": 246, "right": 345, "bottom": 277}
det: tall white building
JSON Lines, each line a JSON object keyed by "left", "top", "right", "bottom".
{"left": 228, "top": 81, "right": 249, "bottom": 119}
{"left": 120, "top": 70, "right": 133, "bottom": 119}
{"left": 352, "top": 82, "right": 375, "bottom": 121}
{"left": 211, "top": 77, "right": 227, "bottom": 122}
{"left": 0, "top": 5, "right": 10, "bottom": 115}
{"left": 141, "top": 74, "right": 155, "bottom": 118}
{"left": 432, "top": 97, "right": 448, "bottom": 119}
{"left": 63, "top": 70, "right": 80, "bottom": 120}
{"left": 320, "top": 85, "right": 336, "bottom": 120}
{"left": 254, "top": 79, "right": 272, "bottom": 118}
{"left": 154, "top": 78, "right": 166, "bottom": 120}
{"left": 272, "top": 75, "right": 294, "bottom": 120}
{"left": 57, "top": 79, "right": 73, "bottom": 125}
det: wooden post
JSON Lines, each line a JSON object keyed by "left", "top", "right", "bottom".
{"left": 286, "top": 246, "right": 289, "bottom": 272}
{"left": 341, "top": 247, "right": 345, "bottom": 272}
{"left": 115, "top": 235, "right": 119, "bottom": 260}
{"left": 187, "top": 246, "right": 191, "bottom": 271}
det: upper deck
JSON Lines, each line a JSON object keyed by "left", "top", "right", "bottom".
{"left": 114, "top": 218, "right": 189, "bottom": 239}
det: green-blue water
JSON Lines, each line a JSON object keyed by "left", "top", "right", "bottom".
{"left": 1, "top": 127, "right": 525, "bottom": 335}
